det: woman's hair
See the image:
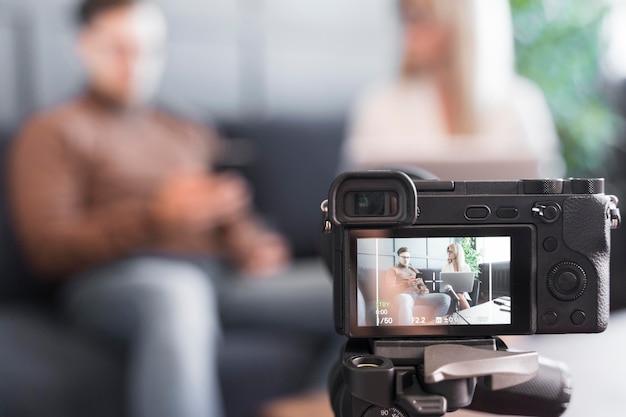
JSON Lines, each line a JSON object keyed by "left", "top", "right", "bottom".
{"left": 397, "top": 0, "right": 514, "bottom": 134}
{"left": 448, "top": 242, "right": 466, "bottom": 267}
{"left": 77, "top": 0, "right": 141, "bottom": 26}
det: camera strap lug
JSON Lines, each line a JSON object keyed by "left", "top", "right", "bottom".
{"left": 321, "top": 199, "right": 332, "bottom": 232}
{"left": 608, "top": 195, "right": 620, "bottom": 229}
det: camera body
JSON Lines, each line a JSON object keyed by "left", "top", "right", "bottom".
{"left": 323, "top": 170, "right": 618, "bottom": 337}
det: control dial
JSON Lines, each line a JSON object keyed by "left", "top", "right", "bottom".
{"left": 522, "top": 179, "right": 563, "bottom": 194}
{"left": 547, "top": 262, "right": 587, "bottom": 301}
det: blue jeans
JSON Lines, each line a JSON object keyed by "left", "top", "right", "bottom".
{"left": 395, "top": 292, "right": 451, "bottom": 325}
{"left": 62, "top": 256, "right": 223, "bottom": 417}
{"left": 61, "top": 255, "right": 337, "bottom": 417}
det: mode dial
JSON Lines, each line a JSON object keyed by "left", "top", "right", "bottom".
{"left": 569, "top": 178, "right": 604, "bottom": 194}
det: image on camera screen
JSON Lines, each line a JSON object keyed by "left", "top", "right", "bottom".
{"left": 356, "top": 236, "right": 511, "bottom": 328}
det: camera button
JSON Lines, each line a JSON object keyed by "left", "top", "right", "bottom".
{"left": 542, "top": 311, "right": 559, "bottom": 326}
{"left": 571, "top": 310, "right": 587, "bottom": 326}
{"left": 532, "top": 202, "right": 561, "bottom": 223}
{"left": 543, "top": 237, "right": 559, "bottom": 253}
{"left": 496, "top": 207, "right": 519, "bottom": 219}
{"left": 558, "top": 272, "right": 579, "bottom": 292}
{"left": 465, "top": 206, "right": 490, "bottom": 220}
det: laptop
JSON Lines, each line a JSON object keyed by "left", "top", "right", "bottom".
{"left": 410, "top": 157, "right": 539, "bottom": 181}
{"left": 439, "top": 271, "right": 476, "bottom": 293}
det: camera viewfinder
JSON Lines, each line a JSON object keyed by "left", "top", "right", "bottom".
{"left": 351, "top": 191, "right": 399, "bottom": 217}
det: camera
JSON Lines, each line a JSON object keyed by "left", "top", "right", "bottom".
{"left": 322, "top": 170, "right": 621, "bottom": 338}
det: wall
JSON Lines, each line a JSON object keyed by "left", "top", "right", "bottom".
{"left": 0, "top": 0, "right": 399, "bottom": 127}
{"left": 356, "top": 237, "right": 452, "bottom": 272}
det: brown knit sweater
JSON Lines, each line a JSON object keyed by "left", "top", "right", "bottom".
{"left": 8, "top": 91, "right": 253, "bottom": 280}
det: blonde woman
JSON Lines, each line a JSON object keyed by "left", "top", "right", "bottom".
{"left": 443, "top": 242, "right": 472, "bottom": 310}
{"left": 342, "top": 0, "right": 564, "bottom": 179}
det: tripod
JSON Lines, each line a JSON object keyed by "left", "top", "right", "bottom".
{"left": 330, "top": 337, "right": 571, "bottom": 417}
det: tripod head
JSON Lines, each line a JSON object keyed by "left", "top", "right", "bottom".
{"left": 330, "top": 337, "right": 571, "bottom": 417}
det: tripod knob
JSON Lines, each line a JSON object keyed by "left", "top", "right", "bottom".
{"left": 424, "top": 344, "right": 539, "bottom": 390}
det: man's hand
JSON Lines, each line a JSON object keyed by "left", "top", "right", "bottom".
{"left": 408, "top": 277, "right": 430, "bottom": 294}
{"left": 416, "top": 279, "right": 430, "bottom": 294}
{"left": 151, "top": 172, "right": 252, "bottom": 236}
{"left": 237, "top": 231, "right": 291, "bottom": 278}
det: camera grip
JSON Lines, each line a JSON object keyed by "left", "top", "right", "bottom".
{"left": 563, "top": 195, "right": 611, "bottom": 331}
{"left": 467, "top": 355, "right": 571, "bottom": 417}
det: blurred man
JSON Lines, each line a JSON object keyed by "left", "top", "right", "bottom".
{"left": 8, "top": 0, "right": 292, "bottom": 416}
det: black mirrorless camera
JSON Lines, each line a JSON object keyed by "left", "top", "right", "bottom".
{"left": 323, "top": 170, "right": 620, "bottom": 417}
{"left": 323, "top": 170, "right": 620, "bottom": 337}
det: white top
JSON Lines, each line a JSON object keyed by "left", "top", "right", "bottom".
{"left": 342, "top": 76, "right": 565, "bottom": 179}
{"left": 442, "top": 262, "right": 471, "bottom": 273}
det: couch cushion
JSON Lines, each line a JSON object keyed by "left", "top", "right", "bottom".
{"left": 218, "top": 118, "right": 345, "bottom": 258}
{"left": 0, "top": 306, "right": 126, "bottom": 417}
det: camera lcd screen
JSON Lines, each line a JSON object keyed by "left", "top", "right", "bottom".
{"left": 348, "top": 227, "right": 534, "bottom": 336}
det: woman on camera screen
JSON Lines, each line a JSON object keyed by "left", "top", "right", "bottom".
{"left": 443, "top": 243, "right": 472, "bottom": 310}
